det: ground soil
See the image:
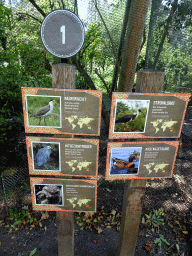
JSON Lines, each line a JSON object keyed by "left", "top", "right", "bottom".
{"left": 0, "top": 104, "right": 192, "bottom": 256}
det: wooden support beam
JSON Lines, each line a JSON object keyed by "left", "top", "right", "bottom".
{"left": 52, "top": 63, "right": 75, "bottom": 256}
{"left": 136, "top": 69, "right": 165, "bottom": 93}
{"left": 119, "top": 180, "right": 146, "bottom": 256}
{"left": 119, "top": 69, "right": 164, "bottom": 256}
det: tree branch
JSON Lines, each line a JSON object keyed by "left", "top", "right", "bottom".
{"left": 16, "top": 12, "right": 42, "bottom": 23}
{"left": 71, "top": 57, "right": 97, "bottom": 90}
{"left": 28, "top": 0, "right": 46, "bottom": 18}
{"left": 60, "top": 0, "right": 65, "bottom": 9}
{"left": 110, "top": 0, "right": 132, "bottom": 95}
{"left": 152, "top": 0, "right": 178, "bottom": 68}
{"left": 94, "top": 68, "right": 110, "bottom": 95}
{"left": 92, "top": 0, "right": 117, "bottom": 61}
{"left": 140, "top": 26, "right": 146, "bottom": 51}
{"left": 48, "top": 0, "right": 54, "bottom": 11}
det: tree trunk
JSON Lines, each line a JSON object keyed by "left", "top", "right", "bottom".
{"left": 145, "top": 0, "right": 162, "bottom": 68}
{"left": 118, "top": 0, "right": 150, "bottom": 92}
{"left": 110, "top": 0, "right": 132, "bottom": 95}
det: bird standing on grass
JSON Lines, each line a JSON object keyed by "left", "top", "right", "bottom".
{"left": 115, "top": 109, "right": 144, "bottom": 124}
{"left": 30, "top": 100, "right": 56, "bottom": 126}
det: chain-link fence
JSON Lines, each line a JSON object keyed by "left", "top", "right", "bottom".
{"left": 0, "top": 106, "right": 192, "bottom": 215}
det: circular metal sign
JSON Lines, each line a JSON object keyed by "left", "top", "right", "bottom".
{"left": 41, "top": 9, "right": 85, "bottom": 58}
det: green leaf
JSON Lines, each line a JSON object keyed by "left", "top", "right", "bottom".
{"left": 13, "top": 220, "right": 21, "bottom": 226}
{"left": 161, "top": 237, "right": 170, "bottom": 246}
{"left": 29, "top": 218, "right": 33, "bottom": 224}
{"left": 29, "top": 248, "right": 37, "bottom": 256}
{"left": 154, "top": 238, "right": 161, "bottom": 244}
{"left": 21, "top": 209, "right": 26, "bottom": 216}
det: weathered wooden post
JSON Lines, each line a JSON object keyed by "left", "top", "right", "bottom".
{"left": 52, "top": 63, "right": 75, "bottom": 256}
{"left": 40, "top": 9, "right": 84, "bottom": 256}
{"left": 119, "top": 69, "right": 165, "bottom": 256}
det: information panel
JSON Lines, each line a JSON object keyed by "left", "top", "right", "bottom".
{"left": 109, "top": 93, "right": 190, "bottom": 139}
{"left": 21, "top": 88, "right": 102, "bottom": 136}
{"left": 26, "top": 137, "right": 99, "bottom": 178}
{"left": 31, "top": 178, "right": 97, "bottom": 212}
{"left": 105, "top": 141, "right": 179, "bottom": 180}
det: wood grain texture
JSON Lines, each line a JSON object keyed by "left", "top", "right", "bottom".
{"left": 52, "top": 63, "right": 75, "bottom": 256}
{"left": 136, "top": 69, "right": 165, "bottom": 93}
{"left": 119, "top": 180, "right": 146, "bottom": 256}
{"left": 119, "top": 69, "right": 165, "bottom": 256}
{"left": 52, "top": 63, "right": 75, "bottom": 89}
{"left": 118, "top": 0, "right": 151, "bottom": 92}
{"left": 57, "top": 211, "right": 74, "bottom": 256}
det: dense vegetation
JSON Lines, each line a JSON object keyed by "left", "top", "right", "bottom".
{"left": 0, "top": 0, "right": 191, "bottom": 173}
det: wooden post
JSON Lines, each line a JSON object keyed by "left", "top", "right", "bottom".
{"left": 136, "top": 69, "right": 165, "bottom": 93}
{"left": 52, "top": 63, "right": 75, "bottom": 256}
{"left": 119, "top": 69, "right": 164, "bottom": 256}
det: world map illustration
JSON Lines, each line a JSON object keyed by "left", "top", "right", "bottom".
{"left": 143, "top": 163, "right": 169, "bottom": 174}
{"left": 66, "top": 160, "right": 92, "bottom": 172}
{"left": 150, "top": 119, "right": 178, "bottom": 133}
{"left": 67, "top": 197, "right": 91, "bottom": 208}
{"left": 65, "top": 115, "right": 94, "bottom": 130}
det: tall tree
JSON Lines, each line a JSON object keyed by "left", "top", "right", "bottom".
{"left": 145, "top": 0, "right": 162, "bottom": 69}
{"left": 118, "top": 0, "right": 150, "bottom": 92}
{"left": 152, "top": 0, "right": 178, "bottom": 68}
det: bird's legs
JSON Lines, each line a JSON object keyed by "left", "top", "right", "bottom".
{"left": 44, "top": 117, "right": 47, "bottom": 126}
{"left": 38, "top": 117, "right": 41, "bottom": 125}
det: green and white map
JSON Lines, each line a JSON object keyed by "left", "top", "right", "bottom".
{"left": 66, "top": 160, "right": 92, "bottom": 172}
{"left": 65, "top": 115, "right": 94, "bottom": 130}
{"left": 144, "top": 163, "right": 169, "bottom": 174}
{"left": 67, "top": 197, "right": 91, "bottom": 208}
{"left": 150, "top": 119, "right": 178, "bottom": 133}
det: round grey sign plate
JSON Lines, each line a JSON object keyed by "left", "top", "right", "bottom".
{"left": 41, "top": 9, "right": 85, "bottom": 58}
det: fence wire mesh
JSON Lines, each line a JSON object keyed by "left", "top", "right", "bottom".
{"left": 0, "top": 0, "right": 192, "bottom": 217}
{"left": 0, "top": 107, "right": 192, "bottom": 215}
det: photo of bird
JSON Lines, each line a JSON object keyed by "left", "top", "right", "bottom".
{"left": 30, "top": 100, "right": 56, "bottom": 126}
{"left": 114, "top": 100, "right": 149, "bottom": 133}
{"left": 115, "top": 109, "right": 144, "bottom": 124}
{"left": 34, "top": 145, "right": 52, "bottom": 167}
{"left": 110, "top": 147, "right": 142, "bottom": 175}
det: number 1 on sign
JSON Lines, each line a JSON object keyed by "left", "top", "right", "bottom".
{"left": 60, "top": 25, "right": 65, "bottom": 44}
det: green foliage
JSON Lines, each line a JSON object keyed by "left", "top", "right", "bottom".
{"left": 0, "top": 80, "right": 23, "bottom": 151}
{"left": 29, "top": 248, "right": 37, "bottom": 256}
{"left": 116, "top": 102, "right": 128, "bottom": 114}
{"left": 142, "top": 208, "right": 165, "bottom": 229}
{"left": 154, "top": 235, "right": 170, "bottom": 251}
{"left": 8, "top": 207, "right": 30, "bottom": 226}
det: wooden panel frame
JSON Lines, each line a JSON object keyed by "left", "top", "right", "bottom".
{"left": 109, "top": 92, "right": 190, "bottom": 139}
{"left": 30, "top": 178, "right": 97, "bottom": 212}
{"left": 26, "top": 137, "right": 99, "bottom": 178}
{"left": 21, "top": 87, "right": 102, "bottom": 136}
{"left": 106, "top": 141, "right": 179, "bottom": 180}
